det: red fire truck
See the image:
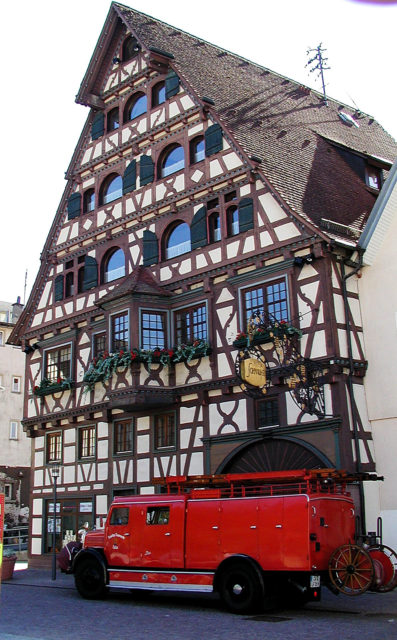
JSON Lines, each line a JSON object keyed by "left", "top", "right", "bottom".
{"left": 71, "top": 469, "right": 397, "bottom": 613}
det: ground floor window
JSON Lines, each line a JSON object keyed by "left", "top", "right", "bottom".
{"left": 44, "top": 498, "right": 94, "bottom": 553}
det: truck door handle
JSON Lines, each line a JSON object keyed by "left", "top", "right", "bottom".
{"left": 123, "top": 533, "right": 130, "bottom": 536}
{"left": 275, "top": 525, "right": 282, "bottom": 528}
{"left": 212, "top": 526, "right": 219, "bottom": 530}
{"left": 164, "top": 532, "right": 171, "bottom": 536}
{"left": 250, "top": 526, "right": 257, "bottom": 529}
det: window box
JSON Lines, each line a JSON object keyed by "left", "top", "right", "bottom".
{"left": 82, "top": 340, "right": 212, "bottom": 391}
{"left": 233, "top": 322, "right": 302, "bottom": 348}
{"left": 33, "top": 378, "right": 74, "bottom": 396}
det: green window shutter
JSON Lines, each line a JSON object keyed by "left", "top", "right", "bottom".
{"left": 54, "top": 275, "right": 64, "bottom": 302}
{"left": 165, "top": 70, "right": 180, "bottom": 99}
{"left": 190, "top": 206, "right": 208, "bottom": 250}
{"left": 143, "top": 230, "right": 158, "bottom": 266}
{"left": 140, "top": 155, "right": 154, "bottom": 186}
{"left": 91, "top": 112, "right": 104, "bottom": 140}
{"left": 205, "top": 123, "right": 223, "bottom": 157}
{"left": 67, "top": 193, "right": 81, "bottom": 220}
{"left": 82, "top": 256, "right": 98, "bottom": 291}
{"left": 239, "top": 198, "right": 254, "bottom": 233}
{"left": 123, "top": 160, "right": 137, "bottom": 194}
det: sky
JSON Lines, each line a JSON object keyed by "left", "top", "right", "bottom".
{"left": 1, "top": 0, "right": 396, "bottom": 305}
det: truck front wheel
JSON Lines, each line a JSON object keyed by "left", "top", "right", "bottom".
{"left": 74, "top": 557, "right": 108, "bottom": 599}
{"left": 219, "top": 561, "right": 264, "bottom": 614}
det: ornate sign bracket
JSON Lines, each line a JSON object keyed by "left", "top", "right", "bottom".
{"left": 234, "top": 311, "right": 326, "bottom": 417}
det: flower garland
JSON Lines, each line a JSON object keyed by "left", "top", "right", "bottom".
{"left": 83, "top": 339, "right": 211, "bottom": 391}
{"left": 33, "top": 377, "right": 73, "bottom": 396}
{"left": 234, "top": 320, "right": 302, "bottom": 345}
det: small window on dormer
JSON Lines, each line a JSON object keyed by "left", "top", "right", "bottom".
{"left": 366, "top": 166, "right": 381, "bottom": 190}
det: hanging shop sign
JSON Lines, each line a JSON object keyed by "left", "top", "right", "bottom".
{"left": 234, "top": 311, "right": 326, "bottom": 417}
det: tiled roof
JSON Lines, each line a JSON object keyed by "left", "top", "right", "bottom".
{"left": 111, "top": 2, "right": 397, "bottom": 236}
{"left": 98, "top": 265, "right": 170, "bottom": 305}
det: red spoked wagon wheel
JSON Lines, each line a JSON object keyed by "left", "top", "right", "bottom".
{"left": 368, "top": 545, "right": 397, "bottom": 592}
{"left": 328, "top": 544, "right": 375, "bottom": 595}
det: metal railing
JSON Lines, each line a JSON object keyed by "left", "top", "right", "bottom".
{"left": 3, "top": 526, "right": 28, "bottom": 552}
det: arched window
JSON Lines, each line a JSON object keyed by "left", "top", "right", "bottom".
{"left": 165, "top": 223, "right": 191, "bottom": 260}
{"left": 99, "top": 174, "right": 122, "bottom": 206}
{"left": 102, "top": 248, "right": 126, "bottom": 283}
{"left": 209, "top": 211, "right": 221, "bottom": 243}
{"left": 107, "top": 108, "right": 119, "bottom": 132}
{"left": 161, "top": 144, "right": 185, "bottom": 178}
{"left": 65, "top": 272, "right": 74, "bottom": 298}
{"left": 124, "top": 93, "right": 147, "bottom": 122}
{"left": 190, "top": 136, "right": 205, "bottom": 164}
{"left": 83, "top": 189, "right": 95, "bottom": 213}
{"left": 122, "top": 36, "right": 140, "bottom": 61}
{"left": 152, "top": 81, "right": 165, "bottom": 107}
{"left": 227, "top": 205, "right": 239, "bottom": 237}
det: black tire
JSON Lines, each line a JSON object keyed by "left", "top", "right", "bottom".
{"left": 74, "top": 556, "right": 108, "bottom": 599}
{"left": 219, "top": 561, "right": 264, "bottom": 614}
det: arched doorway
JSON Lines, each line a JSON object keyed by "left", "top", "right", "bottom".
{"left": 218, "top": 437, "right": 332, "bottom": 474}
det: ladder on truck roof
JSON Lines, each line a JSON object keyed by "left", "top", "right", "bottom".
{"left": 152, "top": 468, "right": 382, "bottom": 497}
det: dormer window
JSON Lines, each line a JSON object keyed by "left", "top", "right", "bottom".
{"left": 366, "top": 166, "right": 382, "bottom": 190}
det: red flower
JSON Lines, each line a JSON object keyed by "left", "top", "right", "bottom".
{"left": 153, "top": 350, "right": 161, "bottom": 357}
{"left": 103, "top": 351, "right": 109, "bottom": 358}
{"left": 167, "top": 349, "right": 174, "bottom": 357}
{"left": 33, "top": 386, "right": 39, "bottom": 392}
{"left": 130, "top": 351, "right": 136, "bottom": 360}
{"left": 280, "top": 320, "right": 286, "bottom": 325}
{"left": 57, "top": 377, "right": 62, "bottom": 384}
{"left": 119, "top": 350, "right": 124, "bottom": 357}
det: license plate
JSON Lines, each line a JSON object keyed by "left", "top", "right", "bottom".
{"left": 310, "top": 575, "right": 321, "bottom": 588}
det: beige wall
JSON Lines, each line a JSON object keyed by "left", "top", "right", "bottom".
{"left": 359, "top": 182, "right": 397, "bottom": 549}
{"left": 0, "top": 323, "right": 30, "bottom": 467}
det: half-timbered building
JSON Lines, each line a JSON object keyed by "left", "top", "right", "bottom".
{"left": 10, "top": 2, "right": 397, "bottom": 565}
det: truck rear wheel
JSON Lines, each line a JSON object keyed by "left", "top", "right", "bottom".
{"left": 74, "top": 557, "right": 108, "bottom": 599}
{"left": 219, "top": 561, "right": 264, "bottom": 614}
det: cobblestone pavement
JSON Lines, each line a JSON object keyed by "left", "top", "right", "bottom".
{"left": 1, "top": 565, "right": 396, "bottom": 640}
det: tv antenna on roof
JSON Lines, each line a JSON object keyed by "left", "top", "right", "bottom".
{"left": 306, "top": 43, "right": 330, "bottom": 105}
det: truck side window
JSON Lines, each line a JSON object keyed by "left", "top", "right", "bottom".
{"left": 146, "top": 506, "right": 170, "bottom": 525}
{"left": 109, "top": 507, "right": 129, "bottom": 525}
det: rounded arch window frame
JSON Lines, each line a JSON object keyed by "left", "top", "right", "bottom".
{"left": 122, "top": 35, "right": 140, "bottom": 62}
{"left": 99, "top": 173, "right": 122, "bottom": 206}
{"left": 190, "top": 135, "right": 205, "bottom": 164}
{"left": 162, "top": 220, "right": 191, "bottom": 261}
{"left": 107, "top": 107, "right": 119, "bottom": 132}
{"left": 159, "top": 143, "right": 185, "bottom": 179}
{"left": 123, "top": 92, "right": 147, "bottom": 123}
{"left": 226, "top": 204, "right": 239, "bottom": 237}
{"left": 83, "top": 188, "right": 95, "bottom": 214}
{"left": 152, "top": 81, "right": 166, "bottom": 108}
{"left": 101, "top": 247, "right": 126, "bottom": 284}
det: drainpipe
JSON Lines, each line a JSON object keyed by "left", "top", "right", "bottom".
{"left": 340, "top": 250, "right": 366, "bottom": 534}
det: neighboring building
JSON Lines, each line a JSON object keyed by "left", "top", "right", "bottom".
{"left": 0, "top": 299, "right": 30, "bottom": 527}
{"left": 356, "top": 160, "right": 397, "bottom": 550}
{"left": 9, "top": 3, "right": 397, "bottom": 565}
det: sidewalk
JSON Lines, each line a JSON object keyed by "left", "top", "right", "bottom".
{"left": 4, "top": 563, "right": 75, "bottom": 589}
